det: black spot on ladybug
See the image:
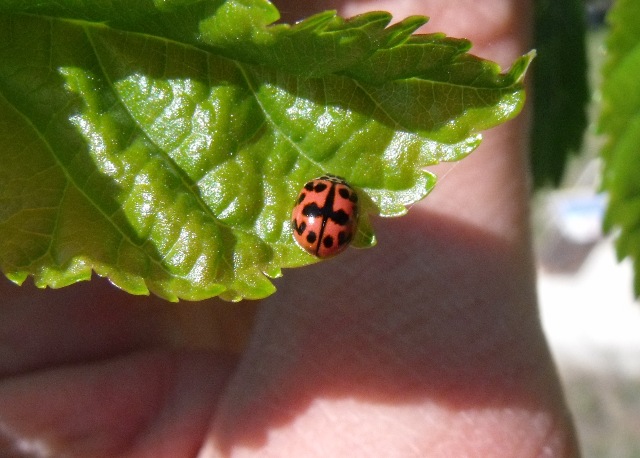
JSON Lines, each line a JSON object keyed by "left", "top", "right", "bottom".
{"left": 338, "top": 231, "right": 351, "bottom": 246}
{"left": 302, "top": 202, "right": 323, "bottom": 218}
{"left": 330, "top": 209, "right": 349, "bottom": 226}
{"left": 323, "top": 235, "right": 334, "bottom": 248}
{"left": 292, "top": 219, "right": 306, "bottom": 235}
{"left": 304, "top": 182, "right": 314, "bottom": 191}
{"left": 306, "top": 231, "right": 317, "bottom": 243}
{"left": 297, "top": 193, "right": 306, "bottom": 204}
{"left": 338, "top": 188, "right": 350, "bottom": 200}
{"left": 314, "top": 182, "right": 328, "bottom": 192}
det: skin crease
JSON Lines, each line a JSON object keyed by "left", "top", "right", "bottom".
{"left": 0, "top": 0, "right": 580, "bottom": 457}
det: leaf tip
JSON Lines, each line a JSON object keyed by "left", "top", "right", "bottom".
{"left": 510, "top": 49, "right": 536, "bottom": 83}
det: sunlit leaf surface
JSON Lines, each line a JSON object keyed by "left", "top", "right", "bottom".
{"left": 0, "top": 0, "right": 531, "bottom": 300}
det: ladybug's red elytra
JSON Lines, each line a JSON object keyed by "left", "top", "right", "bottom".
{"left": 291, "top": 174, "right": 358, "bottom": 258}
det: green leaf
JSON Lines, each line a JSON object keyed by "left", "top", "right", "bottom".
{"left": 600, "top": 0, "right": 640, "bottom": 297}
{"left": 530, "top": 0, "right": 589, "bottom": 188}
{"left": 0, "top": 0, "right": 532, "bottom": 301}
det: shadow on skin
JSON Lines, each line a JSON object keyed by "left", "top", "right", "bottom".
{"left": 0, "top": 203, "right": 571, "bottom": 455}
{"left": 209, "top": 206, "right": 568, "bottom": 452}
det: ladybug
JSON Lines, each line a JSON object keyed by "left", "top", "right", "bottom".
{"left": 291, "top": 174, "right": 358, "bottom": 258}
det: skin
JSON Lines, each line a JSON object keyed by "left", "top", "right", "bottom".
{"left": 0, "top": 0, "right": 580, "bottom": 456}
